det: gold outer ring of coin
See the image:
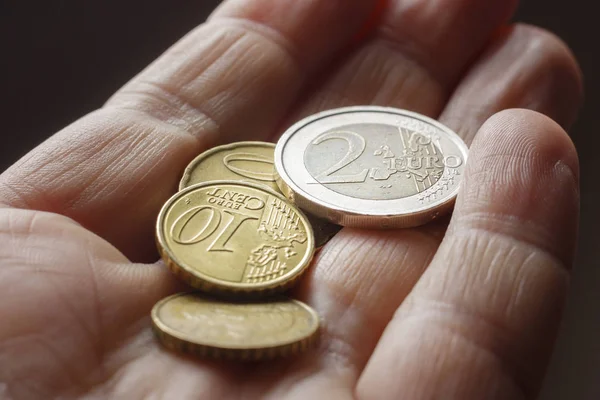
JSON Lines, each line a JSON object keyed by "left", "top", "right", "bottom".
{"left": 151, "top": 292, "right": 320, "bottom": 360}
{"left": 274, "top": 106, "right": 469, "bottom": 229}
{"left": 156, "top": 180, "right": 315, "bottom": 296}
{"left": 178, "top": 141, "right": 342, "bottom": 249}
{"left": 179, "top": 141, "right": 280, "bottom": 192}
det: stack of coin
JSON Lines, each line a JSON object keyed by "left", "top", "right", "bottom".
{"left": 152, "top": 106, "right": 468, "bottom": 360}
{"left": 152, "top": 142, "right": 328, "bottom": 360}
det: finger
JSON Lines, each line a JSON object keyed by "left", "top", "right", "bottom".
{"left": 275, "top": 19, "right": 584, "bottom": 397}
{"left": 0, "top": 208, "right": 184, "bottom": 398}
{"left": 358, "top": 109, "right": 579, "bottom": 399}
{"left": 293, "top": 222, "right": 445, "bottom": 372}
{"left": 440, "top": 24, "right": 584, "bottom": 145}
{"left": 278, "top": 0, "right": 518, "bottom": 127}
{"left": 260, "top": 0, "right": 518, "bottom": 379}
{"left": 0, "top": 0, "right": 379, "bottom": 261}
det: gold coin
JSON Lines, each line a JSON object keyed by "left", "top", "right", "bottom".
{"left": 157, "top": 181, "right": 315, "bottom": 295}
{"left": 179, "top": 141, "right": 341, "bottom": 248}
{"left": 179, "top": 141, "right": 279, "bottom": 192}
{"left": 152, "top": 292, "right": 320, "bottom": 360}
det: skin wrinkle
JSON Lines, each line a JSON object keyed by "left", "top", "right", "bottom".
{"left": 310, "top": 231, "right": 436, "bottom": 374}
{"left": 391, "top": 238, "right": 563, "bottom": 399}
{"left": 318, "top": 234, "right": 374, "bottom": 288}
{"left": 108, "top": 21, "right": 304, "bottom": 149}
{"left": 107, "top": 83, "right": 220, "bottom": 138}
{"left": 201, "top": 34, "right": 278, "bottom": 121}
{"left": 373, "top": 43, "right": 443, "bottom": 111}
{"left": 378, "top": 0, "right": 519, "bottom": 86}
{"left": 442, "top": 326, "right": 528, "bottom": 400}
{"left": 402, "top": 310, "right": 524, "bottom": 397}
{"left": 441, "top": 25, "right": 584, "bottom": 143}
{"left": 87, "top": 327, "right": 158, "bottom": 398}
{"left": 73, "top": 127, "right": 174, "bottom": 210}
{"left": 88, "top": 349, "right": 154, "bottom": 400}
{"left": 0, "top": 213, "right": 147, "bottom": 399}
{"left": 1, "top": 335, "right": 73, "bottom": 398}
{"left": 83, "top": 243, "right": 106, "bottom": 369}
{"left": 34, "top": 260, "right": 101, "bottom": 381}
{"left": 0, "top": 168, "right": 52, "bottom": 212}
{"left": 366, "top": 236, "right": 411, "bottom": 297}
{"left": 319, "top": 302, "right": 371, "bottom": 371}
{"left": 375, "top": 29, "right": 446, "bottom": 95}
{"left": 316, "top": 40, "right": 445, "bottom": 116}
{"left": 209, "top": 17, "right": 305, "bottom": 76}
{"left": 124, "top": 26, "right": 245, "bottom": 94}
{"left": 265, "top": 373, "right": 353, "bottom": 400}
{"left": 511, "top": 250, "right": 552, "bottom": 319}
{"left": 449, "top": 213, "right": 559, "bottom": 264}
{"left": 267, "top": 353, "right": 355, "bottom": 400}
{"left": 0, "top": 213, "right": 81, "bottom": 265}
{"left": 360, "top": 316, "right": 527, "bottom": 400}
{"left": 485, "top": 242, "right": 521, "bottom": 320}
{"left": 349, "top": 44, "right": 393, "bottom": 103}
{"left": 308, "top": 260, "right": 372, "bottom": 370}
{"left": 0, "top": 116, "right": 133, "bottom": 212}
{"left": 108, "top": 55, "right": 225, "bottom": 137}
{"left": 37, "top": 336, "right": 87, "bottom": 395}
{"left": 211, "top": 0, "right": 379, "bottom": 66}
{"left": 320, "top": 234, "right": 391, "bottom": 314}
{"left": 513, "top": 255, "right": 537, "bottom": 311}
{"left": 458, "top": 195, "right": 572, "bottom": 264}
{"left": 450, "top": 215, "right": 571, "bottom": 279}
{"left": 10, "top": 111, "right": 202, "bottom": 260}
{"left": 72, "top": 129, "right": 154, "bottom": 206}
{"left": 0, "top": 0, "right": 584, "bottom": 398}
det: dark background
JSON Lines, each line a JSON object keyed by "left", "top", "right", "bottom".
{"left": 0, "top": 1, "right": 597, "bottom": 399}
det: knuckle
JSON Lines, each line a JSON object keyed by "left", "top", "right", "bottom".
{"left": 514, "top": 24, "right": 584, "bottom": 103}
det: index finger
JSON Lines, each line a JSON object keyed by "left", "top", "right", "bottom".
{"left": 0, "top": 0, "right": 380, "bottom": 261}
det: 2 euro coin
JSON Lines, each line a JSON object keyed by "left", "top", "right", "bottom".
{"left": 275, "top": 106, "right": 468, "bottom": 228}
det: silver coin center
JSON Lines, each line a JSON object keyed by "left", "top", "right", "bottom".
{"left": 303, "top": 123, "right": 445, "bottom": 200}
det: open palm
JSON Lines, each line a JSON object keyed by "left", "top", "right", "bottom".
{"left": 0, "top": 1, "right": 583, "bottom": 399}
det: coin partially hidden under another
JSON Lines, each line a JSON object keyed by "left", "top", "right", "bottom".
{"left": 180, "top": 141, "right": 280, "bottom": 193}
{"left": 152, "top": 293, "right": 320, "bottom": 360}
{"left": 179, "top": 141, "right": 342, "bottom": 249}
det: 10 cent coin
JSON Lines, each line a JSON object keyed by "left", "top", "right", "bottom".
{"left": 156, "top": 181, "right": 315, "bottom": 295}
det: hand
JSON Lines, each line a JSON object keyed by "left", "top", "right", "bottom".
{"left": 0, "top": 1, "right": 582, "bottom": 399}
